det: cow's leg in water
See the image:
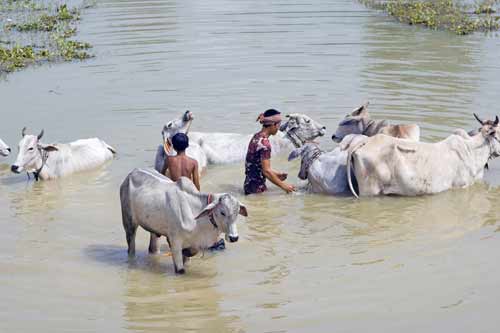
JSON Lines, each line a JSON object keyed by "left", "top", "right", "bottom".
{"left": 171, "top": 241, "right": 185, "bottom": 274}
{"left": 182, "top": 248, "right": 198, "bottom": 264}
{"left": 148, "top": 233, "right": 159, "bottom": 254}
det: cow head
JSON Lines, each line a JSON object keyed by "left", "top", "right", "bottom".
{"left": 0, "top": 138, "right": 10, "bottom": 157}
{"left": 11, "top": 128, "right": 57, "bottom": 174}
{"left": 195, "top": 194, "right": 248, "bottom": 243}
{"left": 288, "top": 143, "right": 322, "bottom": 180}
{"left": 162, "top": 110, "right": 193, "bottom": 154}
{"left": 332, "top": 102, "right": 372, "bottom": 142}
{"left": 279, "top": 113, "right": 326, "bottom": 148}
{"left": 475, "top": 114, "right": 500, "bottom": 158}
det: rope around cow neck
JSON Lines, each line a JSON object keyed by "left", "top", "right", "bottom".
{"left": 33, "top": 148, "right": 50, "bottom": 181}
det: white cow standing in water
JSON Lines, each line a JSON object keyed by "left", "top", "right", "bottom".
{"left": 0, "top": 138, "right": 10, "bottom": 157}
{"left": 154, "top": 111, "right": 327, "bottom": 171}
{"left": 11, "top": 128, "right": 116, "bottom": 180}
{"left": 120, "top": 168, "right": 247, "bottom": 274}
{"left": 347, "top": 114, "right": 500, "bottom": 197}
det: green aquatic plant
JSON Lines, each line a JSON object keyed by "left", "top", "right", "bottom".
{"left": 6, "top": 4, "right": 80, "bottom": 32}
{"left": 474, "top": 0, "right": 496, "bottom": 14}
{"left": 54, "top": 36, "right": 93, "bottom": 60}
{"left": 0, "top": 0, "right": 45, "bottom": 11}
{"left": 360, "top": 0, "right": 500, "bottom": 34}
{"left": 0, "top": 45, "right": 45, "bottom": 72}
{"left": 0, "top": 2, "right": 93, "bottom": 75}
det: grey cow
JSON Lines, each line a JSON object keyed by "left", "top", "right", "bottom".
{"left": 332, "top": 102, "right": 420, "bottom": 143}
{"left": 120, "top": 168, "right": 248, "bottom": 274}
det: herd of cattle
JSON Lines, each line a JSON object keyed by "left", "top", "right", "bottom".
{"left": 1, "top": 103, "right": 499, "bottom": 273}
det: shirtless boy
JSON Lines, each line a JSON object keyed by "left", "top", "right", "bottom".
{"left": 161, "top": 133, "right": 201, "bottom": 191}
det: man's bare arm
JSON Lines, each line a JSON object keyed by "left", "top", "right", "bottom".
{"left": 262, "top": 159, "right": 295, "bottom": 193}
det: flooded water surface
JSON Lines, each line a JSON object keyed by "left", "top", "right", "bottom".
{"left": 1, "top": 0, "right": 500, "bottom": 332}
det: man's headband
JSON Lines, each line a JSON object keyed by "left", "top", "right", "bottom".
{"left": 256, "top": 113, "right": 282, "bottom": 125}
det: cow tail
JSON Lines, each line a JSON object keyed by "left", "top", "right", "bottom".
{"left": 347, "top": 141, "right": 366, "bottom": 199}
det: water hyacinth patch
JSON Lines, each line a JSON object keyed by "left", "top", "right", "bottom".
{"left": 0, "top": 1, "right": 93, "bottom": 75}
{"left": 359, "top": 0, "right": 500, "bottom": 35}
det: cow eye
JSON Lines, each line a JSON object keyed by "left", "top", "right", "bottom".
{"left": 28, "top": 147, "right": 34, "bottom": 151}
{"left": 220, "top": 211, "right": 226, "bottom": 217}
{"left": 306, "top": 119, "right": 311, "bottom": 124}
{"left": 167, "top": 123, "right": 172, "bottom": 128}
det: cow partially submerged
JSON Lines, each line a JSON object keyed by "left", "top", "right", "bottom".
{"left": 332, "top": 102, "right": 420, "bottom": 143}
{"left": 0, "top": 138, "right": 10, "bottom": 157}
{"left": 11, "top": 128, "right": 116, "bottom": 180}
{"left": 154, "top": 110, "right": 207, "bottom": 175}
{"left": 155, "top": 111, "right": 326, "bottom": 167}
{"left": 288, "top": 134, "right": 367, "bottom": 194}
{"left": 347, "top": 114, "right": 500, "bottom": 197}
{"left": 120, "top": 168, "right": 247, "bottom": 274}
{"left": 188, "top": 113, "right": 326, "bottom": 164}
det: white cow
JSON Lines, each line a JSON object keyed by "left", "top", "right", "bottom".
{"left": 154, "top": 110, "right": 207, "bottom": 176}
{"left": 155, "top": 111, "right": 327, "bottom": 168}
{"left": 332, "top": 102, "right": 420, "bottom": 143}
{"left": 189, "top": 113, "right": 327, "bottom": 164}
{"left": 120, "top": 168, "right": 248, "bottom": 274}
{"left": 347, "top": 114, "right": 500, "bottom": 197}
{"left": 288, "top": 134, "right": 367, "bottom": 194}
{"left": 0, "top": 138, "right": 10, "bottom": 157}
{"left": 11, "top": 128, "right": 116, "bottom": 180}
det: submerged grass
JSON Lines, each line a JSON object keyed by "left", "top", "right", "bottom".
{"left": 360, "top": 0, "right": 500, "bottom": 34}
{"left": 0, "top": 1, "right": 93, "bottom": 75}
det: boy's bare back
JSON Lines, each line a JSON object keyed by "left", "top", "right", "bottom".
{"left": 165, "top": 154, "right": 200, "bottom": 190}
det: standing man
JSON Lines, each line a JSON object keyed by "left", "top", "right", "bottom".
{"left": 244, "top": 109, "right": 296, "bottom": 195}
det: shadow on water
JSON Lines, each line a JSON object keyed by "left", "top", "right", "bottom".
{"left": 84, "top": 244, "right": 172, "bottom": 274}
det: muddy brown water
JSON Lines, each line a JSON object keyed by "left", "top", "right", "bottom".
{"left": 1, "top": 0, "right": 500, "bottom": 332}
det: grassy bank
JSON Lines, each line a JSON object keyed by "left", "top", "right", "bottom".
{"left": 360, "top": 0, "right": 500, "bottom": 34}
{"left": 0, "top": 1, "right": 93, "bottom": 75}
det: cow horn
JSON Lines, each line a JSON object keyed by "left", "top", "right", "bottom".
{"left": 494, "top": 116, "right": 499, "bottom": 126}
{"left": 37, "top": 129, "right": 44, "bottom": 140}
{"left": 21, "top": 127, "right": 27, "bottom": 137}
{"left": 473, "top": 113, "right": 484, "bottom": 125}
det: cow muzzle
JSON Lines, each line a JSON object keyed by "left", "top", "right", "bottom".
{"left": 11, "top": 165, "right": 21, "bottom": 173}
{"left": 228, "top": 235, "right": 239, "bottom": 243}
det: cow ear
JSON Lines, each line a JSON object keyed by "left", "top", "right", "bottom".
{"left": 195, "top": 201, "right": 218, "bottom": 219}
{"left": 288, "top": 148, "right": 303, "bottom": 161}
{"left": 239, "top": 204, "right": 248, "bottom": 217}
{"left": 40, "top": 144, "right": 58, "bottom": 152}
{"left": 351, "top": 103, "right": 369, "bottom": 117}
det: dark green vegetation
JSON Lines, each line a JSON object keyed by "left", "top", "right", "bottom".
{"left": 360, "top": 0, "right": 500, "bottom": 34}
{"left": 0, "top": 1, "right": 93, "bottom": 75}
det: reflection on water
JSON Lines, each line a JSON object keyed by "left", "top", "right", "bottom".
{"left": 1, "top": 0, "right": 500, "bottom": 332}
